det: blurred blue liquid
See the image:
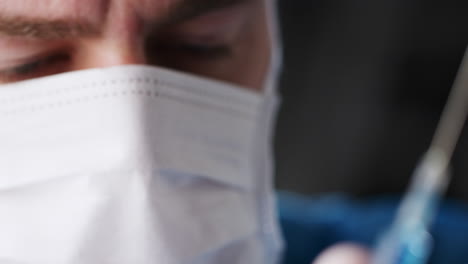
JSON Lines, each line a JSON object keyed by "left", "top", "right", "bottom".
{"left": 278, "top": 191, "right": 468, "bottom": 264}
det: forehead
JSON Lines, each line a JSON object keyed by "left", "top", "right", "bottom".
{"left": 0, "top": 0, "right": 183, "bottom": 23}
{"left": 0, "top": 0, "right": 104, "bottom": 21}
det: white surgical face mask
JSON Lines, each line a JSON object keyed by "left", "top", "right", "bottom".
{"left": 0, "top": 64, "right": 282, "bottom": 264}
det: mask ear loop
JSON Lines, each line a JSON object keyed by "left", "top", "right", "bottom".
{"left": 255, "top": 2, "right": 285, "bottom": 264}
{"left": 263, "top": 0, "right": 283, "bottom": 96}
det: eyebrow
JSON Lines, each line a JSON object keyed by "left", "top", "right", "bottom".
{"left": 0, "top": 18, "right": 100, "bottom": 39}
{"left": 0, "top": 0, "right": 248, "bottom": 40}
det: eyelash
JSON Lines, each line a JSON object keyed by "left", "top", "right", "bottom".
{"left": 1, "top": 53, "right": 70, "bottom": 81}
{"left": 0, "top": 41, "right": 231, "bottom": 82}
{"left": 159, "top": 42, "right": 232, "bottom": 58}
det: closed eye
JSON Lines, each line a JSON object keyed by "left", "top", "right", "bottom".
{"left": 0, "top": 53, "right": 71, "bottom": 82}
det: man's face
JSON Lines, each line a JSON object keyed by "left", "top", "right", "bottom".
{"left": 0, "top": 0, "right": 270, "bottom": 90}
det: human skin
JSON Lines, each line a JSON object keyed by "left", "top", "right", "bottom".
{"left": 312, "top": 244, "right": 371, "bottom": 264}
{"left": 0, "top": 0, "right": 271, "bottom": 90}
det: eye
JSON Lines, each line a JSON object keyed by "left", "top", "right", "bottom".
{"left": 165, "top": 42, "right": 232, "bottom": 59}
{"left": 0, "top": 53, "right": 71, "bottom": 82}
{"left": 147, "top": 15, "right": 240, "bottom": 64}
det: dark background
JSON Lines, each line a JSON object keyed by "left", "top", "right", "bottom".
{"left": 275, "top": 0, "right": 468, "bottom": 201}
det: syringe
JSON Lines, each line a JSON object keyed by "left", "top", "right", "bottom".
{"left": 371, "top": 46, "right": 468, "bottom": 264}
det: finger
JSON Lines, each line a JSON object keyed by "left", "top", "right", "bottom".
{"left": 311, "top": 243, "right": 371, "bottom": 264}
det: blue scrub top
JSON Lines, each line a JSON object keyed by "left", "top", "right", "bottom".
{"left": 278, "top": 192, "right": 468, "bottom": 264}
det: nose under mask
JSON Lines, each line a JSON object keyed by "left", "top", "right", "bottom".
{"left": 0, "top": 65, "right": 282, "bottom": 264}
